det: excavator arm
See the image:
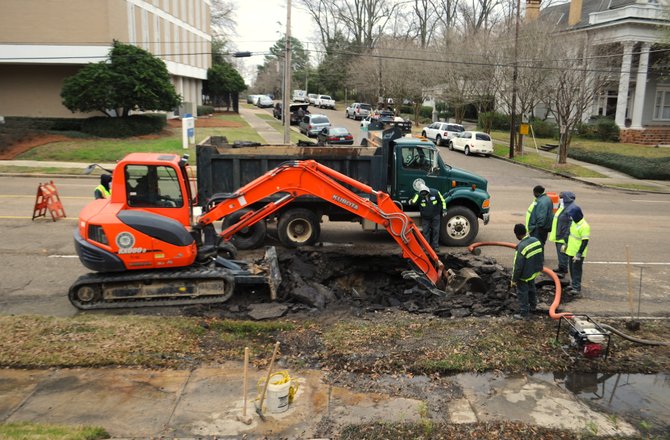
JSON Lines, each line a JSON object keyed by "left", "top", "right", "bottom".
{"left": 196, "top": 160, "right": 450, "bottom": 294}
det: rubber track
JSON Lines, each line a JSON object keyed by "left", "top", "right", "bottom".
{"left": 69, "top": 266, "right": 235, "bottom": 310}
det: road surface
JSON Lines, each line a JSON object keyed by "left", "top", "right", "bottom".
{"left": 0, "top": 150, "right": 668, "bottom": 317}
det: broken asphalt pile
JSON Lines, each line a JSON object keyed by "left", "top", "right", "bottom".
{"left": 218, "top": 247, "right": 571, "bottom": 320}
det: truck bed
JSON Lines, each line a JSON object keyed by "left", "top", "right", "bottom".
{"left": 196, "top": 138, "right": 387, "bottom": 204}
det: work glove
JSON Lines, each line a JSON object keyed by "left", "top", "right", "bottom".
{"left": 574, "top": 252, "right": 582, "bottom": 261}
{"left": 441, "top": 211, "right": 448, "bottom": 218}
{"left": 510, "top": 281, "right": 517, "bottom": 289}
{"left": 560, "top": 245, "right": 566, "bottom": 253}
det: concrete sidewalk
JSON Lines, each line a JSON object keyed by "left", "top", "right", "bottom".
{"left": 239, "top": 106, "right": 287, "bottom": 144}
{"left": 0, "top": 365, "right": 643, "bottom": 438}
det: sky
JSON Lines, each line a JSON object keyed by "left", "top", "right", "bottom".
{"left": 228, "top": 0, "right": 316, "bottom": 84}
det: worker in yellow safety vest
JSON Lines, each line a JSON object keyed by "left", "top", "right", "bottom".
{"left": 549, "top": 191, "right": 576, "bottom": 277}
{"left": 511, "top": 223, "right": 544, "bottom": 320}
{"left": 410, "top": 182, "right": 447, "bottom": 252}
{"left": 94, "top": 174, "right": 112, "bottom": 199}
{"left": 563, "top": 205, "right": 590, "bottom": 295}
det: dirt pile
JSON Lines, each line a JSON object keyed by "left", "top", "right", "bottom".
{"left": 269, "top": 247, "right": 568, "bottom": 319}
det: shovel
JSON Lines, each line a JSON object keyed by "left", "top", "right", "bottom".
{"left": 256, "top": 341, "right": 280, "bottom": 421}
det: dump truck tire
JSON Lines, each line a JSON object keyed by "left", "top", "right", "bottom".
{"left": 440, "top": 206, "right": 478, "bottom": 246}
{"left": 278, "top": 208, "right": 320, "bottom": 247}
{"left": 221, "top": 209, "right": 267, "bottom": 250}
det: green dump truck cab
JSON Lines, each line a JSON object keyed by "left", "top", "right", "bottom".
{"left": 197, "top": 127, "right": 490, "bottom": 248}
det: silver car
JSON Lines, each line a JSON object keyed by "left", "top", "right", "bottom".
{"left": 299, "top": 114, "right": 331, "bottom": 137}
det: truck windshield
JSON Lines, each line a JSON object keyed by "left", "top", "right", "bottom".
{"left": 400, "top": 146, "right": 434, "bottom": 171}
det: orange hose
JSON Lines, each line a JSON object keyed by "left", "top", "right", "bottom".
{"left": 467, "top": 242, "right": 573, "bottom": 320}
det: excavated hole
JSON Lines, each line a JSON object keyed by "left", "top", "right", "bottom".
{"left": 260, "top": 247, "right": 571, "bottom": 318}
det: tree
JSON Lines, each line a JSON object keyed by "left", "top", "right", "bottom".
{"left": 61, "top": 41, "right": 180, "bottom": 117}
{"left": 546, "top": 36, "right": 614, "bottom": 163}
{"left": 205, "top": 62, "right": 247, "bottom": 110}
{"left": 210, "top": 0, "right": 236, "bottom": 36}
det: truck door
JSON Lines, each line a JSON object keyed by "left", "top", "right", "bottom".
{"left": 394, "top": 146, "right": 443, "bottom": 203}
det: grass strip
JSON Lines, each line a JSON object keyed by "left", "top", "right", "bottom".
{"left": 0, "top": 422, "right": 109, "bottom": 440}
{"left": 492, "top": 144, "right": 606, "bottom": 178}
{"left": 0, "top": 313, "right": 667, "bottom": 374}
{"left": 14, "top": 114, "right": 263, "bottom": 163}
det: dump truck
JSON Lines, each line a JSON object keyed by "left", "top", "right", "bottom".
{"left": 196, "top": 127, "right": 491, "bottom": 249}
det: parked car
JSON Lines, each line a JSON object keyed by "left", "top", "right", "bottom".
{"left": 293, "top": 89, "right": 307, "bottom": 102}
{"left": 315, "top": 95, "right": 336, "bottom": 109}
{"left": 449, "top": 131, "right": 493, "bottom": 157}
{"left": 299, "top": 114, "right": 331, "bottom": 137}
{"left": 308, "top": 93, "right": 318, "bottom": 104}
{"left": 421, "top": 122, "right": 465, "bottom": 146}
{"left": 246, "top": 94, "right": 259, "bottom": 104}
{"left": 255, "top": 95, "right": 274, "bottom": 108}
{"left": 316, "top": 126, "right": 354, "bottom": 146}
{"left": 345, "top": 103, "right": 373, "bottom": 120}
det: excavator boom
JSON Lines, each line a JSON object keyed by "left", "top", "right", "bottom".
{"left": 198, "top": 160, "right": 450, "bottom": 293}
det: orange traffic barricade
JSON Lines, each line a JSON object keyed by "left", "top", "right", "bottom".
{"left": 32, "top": 181, "right": 66, "bottom": 222}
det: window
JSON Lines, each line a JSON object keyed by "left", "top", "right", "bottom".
{"left": 475, "top": 133, "right": 491, "bottom": 141}
{"left": 447, "top": 124, "right": 465, "bottom": 132}
{"left": 126, "top": 165, "right": 183, "bottom": 208}
{"left": 654, "top": 89, "right": 670, "bottom": 120}
{"left": 401, "top": 147, "right": 435, "bottom": 170}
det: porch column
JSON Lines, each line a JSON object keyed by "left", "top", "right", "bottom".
{"left": 615, "top": 41, "right": 634, "bottom": 127}
{"left": 630, "top": 43, "right": 651, "bottom": 129}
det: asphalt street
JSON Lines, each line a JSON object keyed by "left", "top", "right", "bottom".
{"left": 0, "top": 143, "right": 668, "bottom": 317}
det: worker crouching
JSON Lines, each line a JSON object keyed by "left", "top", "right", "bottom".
{"left": 511, "top": 223, "right": 544, "bottom": 320}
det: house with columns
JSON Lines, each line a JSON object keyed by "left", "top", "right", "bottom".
{"left": 541, "top": 0, "right": 670, "bottom": 144}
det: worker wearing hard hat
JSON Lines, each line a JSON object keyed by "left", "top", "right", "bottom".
{"left": 563, "top": 205, "right": 590, "bottom": 296}
{"left": 549, "top": 191, "right": 576, "bottom": 277}
{"left": 526, "top": 185, "right": 554, "bottom": 250}
{"left": 410, "top": 182, "right": 446, "bottom": 252}
{"left": 94, "top": 174, "right": 112, "bottom": 199}
{"left": 511, "top": 223, "right": 544, "bottom": 320}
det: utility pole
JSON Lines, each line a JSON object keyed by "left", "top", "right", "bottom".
{"left": 509, "top": 0, "right": 521, "bottom": 159}
{"left": 282, "top": 0, "right": 292, "bottom": 144}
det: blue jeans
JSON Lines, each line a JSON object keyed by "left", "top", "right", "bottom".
{"left": 555, "top": 242, "right": 569, "bottom": 273}
{"left": 517, "top": 280, "right": 537, "bottom": 316}
{"left": 421, "top": 215, "right": 441, "bottom": 250}
{"left": 569, "top": 256, "right": 584, "bottom": 291}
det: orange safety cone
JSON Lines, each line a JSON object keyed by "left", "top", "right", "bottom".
{"left": 32, "top": 181, "right": 66, "bottom": 222}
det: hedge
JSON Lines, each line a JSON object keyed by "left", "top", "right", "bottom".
{"left": 569, "top": 148, "right": 670, "bottom": 180}
{"left": 576, "top": 118, "right": 619, "bottom": 141}
{"left": 3, "top": 117, "right": 83, "bottom": 131}
{"left": 197, "top": 105, "right": 215, "bottom": 116}
{"left": 81, "top": 114, "right": 167, "bottom": 138}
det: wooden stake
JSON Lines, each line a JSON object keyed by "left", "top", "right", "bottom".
{"left": 236, "top": 347, "right": 252, "bottom": 425}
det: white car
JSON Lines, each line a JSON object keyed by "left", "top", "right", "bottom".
{"left": 308, "top": 93, "right": 318, "bottom": 104}
{"left": 449, "top": 131, "right": 493, "bottom": 157}
{"left": 255, "top": 95, "right": 274, "bottom": 108}
{"left": 315, "top": 95, "right": 336, "bottom": 109}
{"left": 421, "top": 122, "right": 465, "bottom": 146}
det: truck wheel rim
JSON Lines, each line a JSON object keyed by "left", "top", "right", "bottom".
{"left": 287, "top": 219, "right": 313, "bottom": 243}
{"left": 447, "top": 215, "right": 470, "bottom": 239}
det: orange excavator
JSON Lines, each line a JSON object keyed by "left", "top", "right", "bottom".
{"left": 70, "top": 153, "right": 451, "bottom": 309}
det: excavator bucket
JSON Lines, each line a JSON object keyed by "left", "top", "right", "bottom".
{"left": 402, "top": 266, "right": 485, "bottom": 297}
{"left": 218, "top": 246, "right": 282, "bottom": 300}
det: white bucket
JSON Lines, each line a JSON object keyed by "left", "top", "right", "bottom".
{"left": 265, "top": 373, "right": 291, "bottom": 413}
